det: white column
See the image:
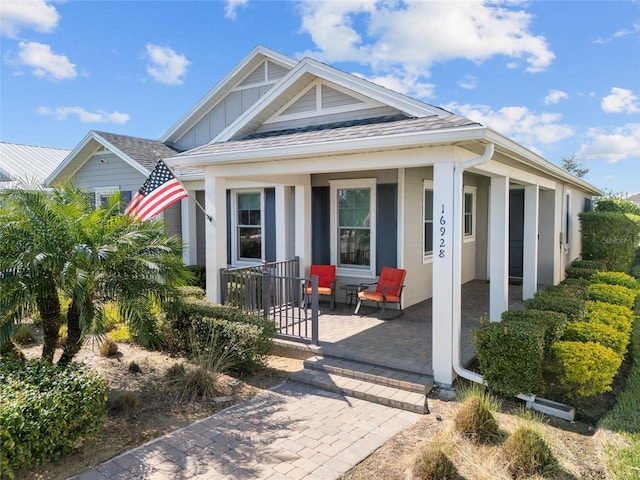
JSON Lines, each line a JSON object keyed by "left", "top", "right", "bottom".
{"left": 180, "top": 195, "right": 198, "bottom": 265}
{"left": 522, "top": 184, "right": 539, "bottom": 300}
{"left": 204, "top": 169, "right": 227, "bottom": 304}
{"left": 432, "top": 162, "right": 455, "bottom": 386}
{"left": 294, "top": 183, "right": 312, "bottom": 276}
{"left": 489, "top": 176, "right": 509, "bottom": 321}
{"left": 275, "top": 185, "right": 292, "bottom": 262}
{"left": 553, "top": 186, "right": 564, "bottom": 284}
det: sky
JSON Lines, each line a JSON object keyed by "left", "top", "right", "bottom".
{"left": 0, "top": 0, "right": 639, "bottom": 194}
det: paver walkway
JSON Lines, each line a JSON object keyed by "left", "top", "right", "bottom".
{"left": 72, "top": 381, "right": 420, "bottom": 480}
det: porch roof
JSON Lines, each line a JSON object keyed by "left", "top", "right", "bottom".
{"left": 172, "top": 114, "right": 480, "bottom": 158}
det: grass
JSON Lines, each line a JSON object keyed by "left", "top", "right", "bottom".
{"left": 599, "top": 302, "right": 640, "bottom": 479}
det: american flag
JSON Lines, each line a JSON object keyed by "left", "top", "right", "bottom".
{"left": 125, "top": 159, "right": 188, "bottom": 221}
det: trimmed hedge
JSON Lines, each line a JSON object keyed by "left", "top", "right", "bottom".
{"left": 501, "top": 309, "right": 567, "bottom": 351}
{"left": 585, "top": 301, "right": 634, "bottom": 335}
{"left": 0, "top": 360, "right": 107, "bottom": 478}
{"left": 591, "top": 271, "right": 640, "bottom": 291}
{"left": 579, "top": 211, "right": 640, "bottom": 272}
{"left": 550, "top": 341, "right": 622, "bottom": 397}
{"left": 165, "top": 296, "right": 276, "bottom": 373}
{"left": 475, "top": 320, "right": 545, "bottom": 396}
{"left": 525, "top": 291, "right": 585, "bottom": 321}
{"left": 588, "top": 283, "right": 637, "bottom": 309}
{"left": 563, "top": 321, "right": 629, "bottom": 356}
{"left": 542, "top": 282, "right": 589, "bottom": 301}
{"left": 567, "top": 259, "right": 607, "bottom": 271}
{"left": 565, "top": 266, "right": 601, "bottom": 281}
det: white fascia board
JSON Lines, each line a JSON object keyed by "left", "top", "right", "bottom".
{"left": 486, "top": 129, "right": 603, "bottom": 196}
{"left": 168, "top": 125, "right": 488, "bottom": 168}
{"left": 45, "top": 130, "right": 97, "bottom": 185}
{"left": 159, "top": 46, "right": 298, "bottom": 144}
{"left": 214, "top": 57, "right": 446, "bottom": 143}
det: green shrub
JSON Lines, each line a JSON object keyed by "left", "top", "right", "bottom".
{"left": 550, "top": 341, "right": 622, "bottom": 397}
{"left": 588, "top": 283, "right": 637, "bottom": 309}
{"left": 591, "top": 271, "right": 640, "bottom": 291}
{"left": 559, "top": 277, "right": 591, "bottom": 288}
{"left": 475, "top": 320, "right": 545, "bottom": 396}
{"left": 106, "top": 324, "right": 132, "bottom": 343}
{"left": 501, "top": 427, "right": 557, "bottom": 478}
{"left": 453, "top": 396, "right": 500, "bottom": 444}
{"left": 501, "top": 309, "right": 568, "bottom": 351}
{"left": 595, "top": 198, "right": 640, "bottom": 216}
{"left": 12, "top": 323, "right": 33, "bottom": 344}
{"left": 568, "top": 259, "right": 607, "bottom": 270}
{"left": 165, "top": 295, "right": 276, "bottom": 372}
{"left": 565, "top": 266, "right": 601, "bottom": 280}
{"left": 585, "top": 301, "right": 634, "bottom": 335}
{"left": 543, "top": 282, "right": 589, "bottom": 300}
{"left": 0, "top": 360, "right": 107, "bottom": 477}
{"left": 563, "top": 321, "right": 629, "bottom": 356}
{"left": 579, "top": 211, "right": 640, "bottom": 272}
{"left": 177, "top": 286, "right": 206, "bottom": 298}
{"left": 525, "top": 291, "right": 585, "bottom": 321}
{"left": 413, "top": 446, "right": 459, "bottom": 480}
{"left": 184, "top": 265, "right": 206, "bottom": 289}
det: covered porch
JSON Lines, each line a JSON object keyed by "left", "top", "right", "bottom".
{"left": 273, "top": 279, "right": 529, "bottom": 378}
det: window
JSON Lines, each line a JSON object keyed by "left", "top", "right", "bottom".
{"left": 423, "top": 181, "right": 433, "bottom": 259}
{"left": 235, "top": 192, "right": 262, "bottom": 261}
{"left": 94, "top": 187, "right": 131, "bottom": 211}
{"left": 463, "top": 186, "right": 476, "bottom": 240}
{"left": 330, "top": 179, "right": 376, "bottom": 275}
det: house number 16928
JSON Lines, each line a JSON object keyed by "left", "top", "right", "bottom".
{"left": 439, "top": 204, "right": 446, "bottom": 258}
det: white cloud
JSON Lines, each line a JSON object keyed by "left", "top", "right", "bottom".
{"left": 445, "top": 102, "right": 575, "bottom": 147}
{"left": 577, "top": 123, "right": 640, "bottom": 163}
{"left": 601, "top": 87, "right": 640, "bottom": 114}
{"left": 614, "top": 21, "right": 640, "bottom": 38}
{"left": 225, "top": 0, "right": 248, "bottom": 20}
{"left": 145, "top": 44, "right": 190, "bottom": 86}
{"left": 298, "top": 0, "right": 555, "bottom": 92}
{"left": 458, "top": 75, "right": 478, "bottom": 90}
{"left": 544, "top": 89, "right": 568, "bottom": 105}
{"left": 37, "top": 106, "right": 130, "bottom": 124}
{"left": 14, "top": 41, "right": 76, "bottom": 81}
{"left": 0, "top": 0, "right": 59, "bottom": 38}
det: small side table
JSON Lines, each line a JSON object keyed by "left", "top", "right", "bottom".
{"left": 340, "top": 284, "right": 361, "bottom": 308}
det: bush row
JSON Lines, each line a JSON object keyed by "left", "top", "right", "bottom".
{"left": 164, "top": 293, "right": 277, "bottom": 373}
{"left": 0, "top": 360, "right": 107, "bottom": 478}
{"left": 476, "top": 263, "right": 638, "bottom": 398}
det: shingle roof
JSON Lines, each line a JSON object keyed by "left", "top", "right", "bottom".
{"left": 94, "top": 131, "right": 180, "bottom": 171}
{"left": 176, "top": 114, "right": 481, "bottom": 157}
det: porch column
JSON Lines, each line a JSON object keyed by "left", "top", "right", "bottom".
{"left": 294, "top": 182, "right": 312, "bottom": 277}
{"left": 537, "top": 189, "right": 556, "bottom": 285}
{"left": 432, "top": 162, "right": 455, "bottom": 386}
{"left": 553, "top": 186, "right": 564, "bottom": 284}
{"left": 522, "top": 184, "right": 539, "bottom": 300}
{"left": 180, "top": 195, "right": 198, "bottom": 265}
{"left": 489, "top": 176, "right": 509, "bottom": 321}
{"left": 204, "top": 169, "right": 227, "bottom": 304}
{"left": 275, "top": 185, "right": 293, "bottom": 262}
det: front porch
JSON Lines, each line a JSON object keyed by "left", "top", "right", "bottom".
{"left": 273, "top": 279, "right": 528, "bottom": 378}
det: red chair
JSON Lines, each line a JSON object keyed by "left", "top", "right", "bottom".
{"left": 355, "top": 267, "right": 406, "bottom": 319}
{"left": 304, "top": 264, "right": 337, "bottom": 310}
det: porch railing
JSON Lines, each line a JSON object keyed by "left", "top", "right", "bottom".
{"left": 220, "top": 258, "right": 319, "bottom": 345}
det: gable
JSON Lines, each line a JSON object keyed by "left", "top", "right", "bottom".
{"left": 173, "top": 59, "right": 291, "bottom": 151}
{"left": 74, "top": 152, "right": 147, "bottom": 192}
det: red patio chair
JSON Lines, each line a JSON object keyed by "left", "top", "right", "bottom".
{"left": 354, "top": 267, "right": 406, "bottom": 319}
{"left": 304, "top": 264, "right": 337, "bottom": 310}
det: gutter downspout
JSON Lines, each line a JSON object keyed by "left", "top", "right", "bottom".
{"left": 449, "top": 144, "right": 577, "bottom": 421}
{"left": 452, "top": 142, "right": 493, "bottom": 384}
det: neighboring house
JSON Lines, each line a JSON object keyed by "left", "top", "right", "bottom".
{"left": 0, "top": 142, "right": 70, "bottom": 190}
{"left": 48, "top": 46, "right": 602, "bottom": 386}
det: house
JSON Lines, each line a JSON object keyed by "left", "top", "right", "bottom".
{"left": 0, "top": 142, "right": 70, "bottom": 190}
{"left": 48, "top": 46, "right": 602, "bottom": 387}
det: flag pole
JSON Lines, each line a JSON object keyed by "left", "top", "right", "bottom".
{"left": 155, "top": 153, "right": 213, "bottom": 222}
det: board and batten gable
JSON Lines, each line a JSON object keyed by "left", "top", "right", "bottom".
{"left": 172, "top": 60, "right": 291, "bottom": 151}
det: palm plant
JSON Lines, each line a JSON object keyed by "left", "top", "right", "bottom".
{"left": 0, "top": 182, "right": 189, "bottom": 364}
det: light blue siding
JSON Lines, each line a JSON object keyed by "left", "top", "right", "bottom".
{"left": 322, "top": 85, "right": 363, "bottom": 109}
{"left": 74, "top": 154, "right": 146, "bottom": 192}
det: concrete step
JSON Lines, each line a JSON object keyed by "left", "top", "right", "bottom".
{"left": 290, "top": 356, "right": 432, "bottom": 414}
